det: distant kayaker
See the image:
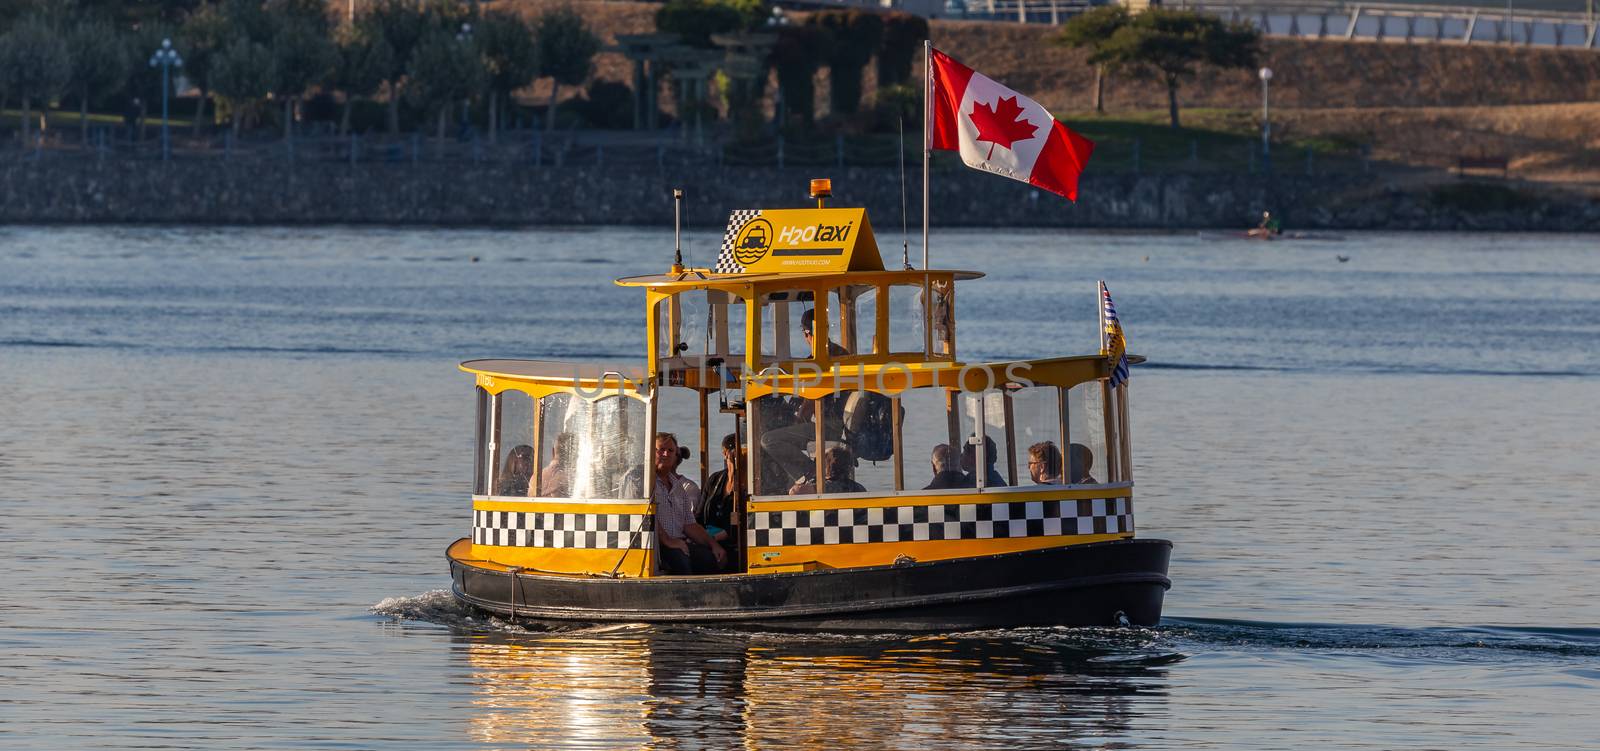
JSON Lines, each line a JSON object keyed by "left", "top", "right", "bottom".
{"left": 1250, "top": 211, "right": 1283, "bottom": 238}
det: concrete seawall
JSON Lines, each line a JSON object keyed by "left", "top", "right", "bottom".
{"left": 3, "top": 160, "right": 1597, "bottom": 230}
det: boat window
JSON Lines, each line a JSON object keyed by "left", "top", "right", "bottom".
{"left": 886, "top": 280, "right": 952, "bottom": 357}
{"left": 1065, "top": 380, "right": 1111, "bottom": 485}
{"left": 897, "top": 387, "right": 974, "bottom": 491}
{"left": 709, "top": 290, "right": 746, "bottom": 362}
{"left": 750, "top": 389, "right": 876, "bottom": 497}
{"left": 887, "top": 283, "right": 927, "bottom": 355}
{"left": 655, "top": 385, "right": 708, "bottom": 488}
{"left": 474, "top": 386, "right": 490, "bottom": 495}
{"left": 493, "top": 390, "right": 536, "bottom": 496}
{"left": 830, "top": 284, "right": 879, "bottom": 356}
{"left": 759, "top": 289, "right": 813, "bottom": 361}
{"left": 535, "top": 392, "right": 648, "bottom": 500}
{"left": 929, "top": 277, "right": 954, "bottom": 356}
{"left": 679, "top": 292, "right": 706, "bottom": 359}
{"left": 1007, "top": 385, "right": 1066, "bottom": 486}
{"left": 842, "top": 390, "right": 897, "bottom": 494}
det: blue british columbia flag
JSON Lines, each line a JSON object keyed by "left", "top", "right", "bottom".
{"left": 1099, "top": 281, "right": 1130, "bottom": 389}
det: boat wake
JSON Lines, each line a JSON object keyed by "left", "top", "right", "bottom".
{"left": 1166, "top": 616, "right": 1600, "bottom": 660}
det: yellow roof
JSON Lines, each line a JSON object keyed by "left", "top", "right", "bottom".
{"left": 615, "top": 268, "right": 984, "bottom": 289}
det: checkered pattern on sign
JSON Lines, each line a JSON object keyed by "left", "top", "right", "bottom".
{"left": 712, "top": 209, "right": 762, "bottom": 274}
{"left": 746, "top": 498, "right": 1134, "bottom": 548}
{"left": 473, "top": 509, "right": 654, "bottom": 549}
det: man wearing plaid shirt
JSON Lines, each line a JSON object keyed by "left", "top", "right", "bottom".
{"left": 653, "top": 433, "right": 727, "bottom": 575}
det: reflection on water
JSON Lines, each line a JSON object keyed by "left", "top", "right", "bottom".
{"left": 450, "top": 622, "right": 1177, "bottom": 750}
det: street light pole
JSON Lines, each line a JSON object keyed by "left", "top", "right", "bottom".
{"left": 1259, "top": 66, "right": 1273, "bottom": 174}
{"left": 149, "top": 39, "right": 183, "bottom": 161}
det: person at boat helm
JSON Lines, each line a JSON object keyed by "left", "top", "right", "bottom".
{"left": 1027, "top": 441, "right": 1065, "bottom": 485}
{"left": 1068, "top": 443, "right": 1099, "bottom": 485}
{"left": 959, "top": 435, "right": 1007, "bottom": 488}
{"left": 496, "top": 444, "right": 534, "bottom": 496}
{"left": 924, "top": 443, "right": 966, "bottom": 490}
{"left": 789, "top": 445, "right": 866, "bottom": 495}
{"left": 652, "top": 432, "right": 726, "bottom": 575}
{"left": 800, "top": 307, "right": 848, "bottom": 359}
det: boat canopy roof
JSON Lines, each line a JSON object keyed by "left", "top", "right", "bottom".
{"left": 615, "top": 268, "right": 985, "bottom": 291}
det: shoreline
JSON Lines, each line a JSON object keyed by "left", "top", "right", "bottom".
{"left": 4, "top": 160, "right": 1596, "bottom": 232}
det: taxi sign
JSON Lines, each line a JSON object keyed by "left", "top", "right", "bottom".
{"left": 712, "top": 208, "right": 882, "bottom": 274}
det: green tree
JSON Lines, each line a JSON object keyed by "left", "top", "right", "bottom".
{"left": 769, "top": 24, "right": 829, "bottom": 129}
{"left": 0, "top": 16, "right": 71, "bottom": 144}
{"left": 269, "top": 15, "right": 338, "bottom": 139}
{"left": 476, "top": 10, "right": 537, "bottom": 143}
{"left": 332, "top": 20, "right": 394, "bottom": 135}
{"left": 808, "top": 10, "right": 882, "bottom": 117}
{"left": 179, "top": 2, "right": 230, "bottom": 135}
{"left": 361, "top": 0, "right": 472, "bottom": 136}
{"left": 1054, "top": 5, "right": 1129, "bottom": 115}
{"left": 64, "top": 14, "right": 131, "bottom": 143}
{"left": 535, "top": 7, "right": 599, "bottom": 132}
{"left": 209, "top": 35, "right": 274, "bottom": 136}
{"left": 1100, "top": 9, "right": 1259, "bottom": 129}
{"left": 405, "top": 27, "right": 484, "bottom": 143}
{"left": 876, "top": 12, "right": 927, "bottom": 88}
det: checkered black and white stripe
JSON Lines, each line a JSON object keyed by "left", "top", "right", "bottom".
{"left": 474, "top": 509, "right": 654, "bottom": 549}
{"left": 712, "top": 209, "right": 762, "bottom": 274}
{"left": 747, "top": 498, "right": 1133, "bottom": 548}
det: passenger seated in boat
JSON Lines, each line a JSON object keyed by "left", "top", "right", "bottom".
{"left": 495, "top": 444, "right": 534, "bottom": 496}
{"left": 1068, "top": 443, "right": 1099, "bottom": 484}
{"left": 1027, "top": 441, "right": 1065, "bottom": 485}
{"left": 539, "top": 432, "right": 574, "bottom": 497}
{"left": 789, "top": 445, "right": 867, "bottom": 495}
{"left": 758, "top": 310, "right": 848, "bottom": 491}
{"left": 652, "top": 432, "right": 726, "bottom": 574}
{"left": 700, "top": 433, "right": 742, "bottom": 552}
{"left": 959, "top": 435, "right": 1007, "bottom": 488}
{"left": 923, "top": 443, "right": 966, "bottom": 489}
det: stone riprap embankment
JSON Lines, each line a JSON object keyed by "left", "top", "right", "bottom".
{"left": 3, "top": 160, "right": 1597, "bottom": 230}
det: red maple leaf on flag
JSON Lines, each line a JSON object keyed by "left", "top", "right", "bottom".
{"left": 968, "top": 95, "right": 1039, "bottom": 160}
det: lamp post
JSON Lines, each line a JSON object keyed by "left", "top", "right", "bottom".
{"left": 149, "top": 39, "right": 183, "bottom": 161}
{"left": 457, "top": 23, "right": 473, "bottom": 129}
{"left": 1259, "top": 66, "right": 1273, "bottom": 174}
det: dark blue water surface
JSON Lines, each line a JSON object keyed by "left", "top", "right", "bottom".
{"left": 2, "top": 226, "right": 1597, "bottom": 749}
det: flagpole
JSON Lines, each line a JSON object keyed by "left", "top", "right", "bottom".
{"left": 922, "top": 39, "right": 931, "bottom": 271}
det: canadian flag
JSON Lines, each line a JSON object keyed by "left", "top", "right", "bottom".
{"left": 930, "top": 47, "right": 1095, "bottom": 201}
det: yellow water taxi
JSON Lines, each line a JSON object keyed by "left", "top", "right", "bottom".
{"left": 447, "top": 181, "right": 1169, "bottom": 630}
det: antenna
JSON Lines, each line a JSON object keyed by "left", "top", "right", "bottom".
{"left": 899, "top": 115, "right": 911, "bottom": 270}
{"left": 671, "top": 188, "right": 684, "bottom": 274}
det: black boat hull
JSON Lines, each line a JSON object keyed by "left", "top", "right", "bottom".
{"left": 448, "top": 538, "right": 1172, "bottom": 632}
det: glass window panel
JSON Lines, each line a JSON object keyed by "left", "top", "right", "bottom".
{"left": 1010, "top": 386, "right": 1065, "bottom": 486}
{"left": 655, "top": 385, "right": 707, "bottom": 487}
{"left": 831, "top": 284, "right": 878, "bottom": 356}
{"left": 888, "top": 283, "right": 927, "bottom": 355}
{"left": 675, "top": 291, "right": 710, "bottom": 360}
{"left": 474, "top": 386, "right": 490, "bottom": 495}
{"left": 749, "top": 393, "right": 796, "bottom": 497}
{"left": 1066, "top": 380, "right": 1109, "bottom": 485}
{"left": 495, "top": 390, "right": 535, "bottom": 496}
{"left": 929, "top": 277, "right": 954, "bottom": 356}
{"left": 899, "top": 388, "right": 969, "bottom": 491}
{"left": 842, "top": 389, "right": 896, "bottom": 494}
{"left": 959, "top": 392, "right": 1004, "bottom": 489}
{"left": 537, "top": 393, "right": 647, "bottom": 500}
{"left": 759, "top": 289, "right": 811, "bottom": 361}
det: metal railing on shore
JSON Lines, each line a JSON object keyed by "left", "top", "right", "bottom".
{"left": 3, "top": 126, "right": 1397, "bottom": 178}
{"left": 945, "top": 0, "right": 1598, "bottom": 49}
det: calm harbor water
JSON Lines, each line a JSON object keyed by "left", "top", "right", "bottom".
{"left": 2, "top": 225, "right": 1598, "bottom": 749}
